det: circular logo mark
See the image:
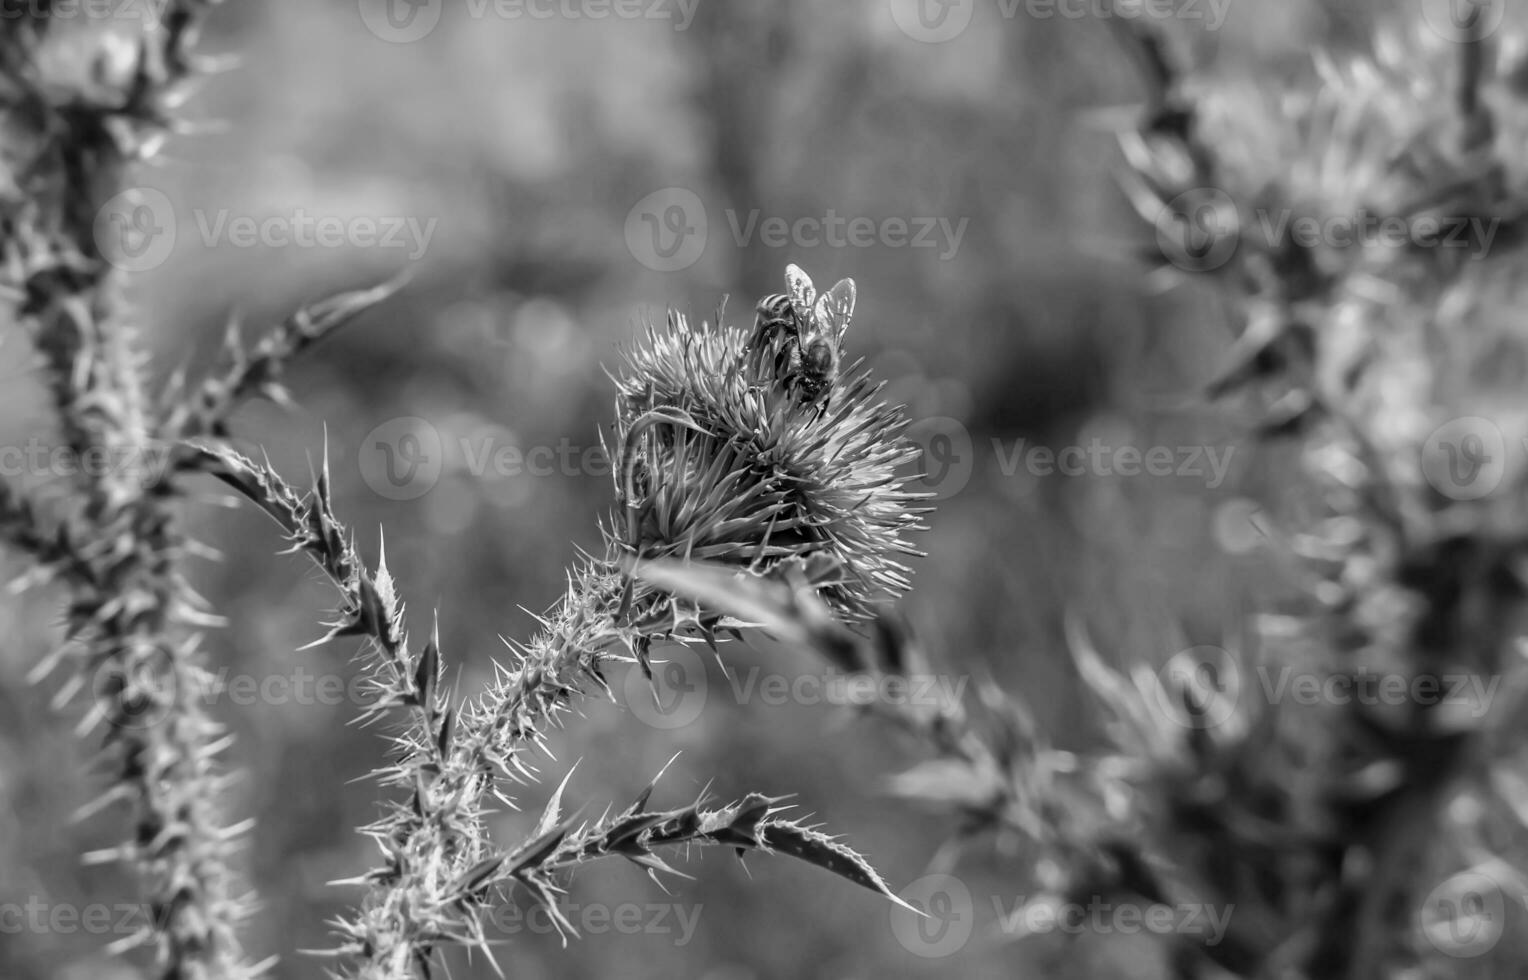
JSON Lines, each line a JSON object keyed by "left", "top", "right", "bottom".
{"left": 891, "top": 873, "right": 975, "bottom": 958}
{"left": 1155, "top": 188, "right": 1239, "bottom": 273}
{"left": 1419, "top": 867, "right": 1506, "bottom": 958}
{"left": 888, "top": 0, "right": 975, "bottom": 43}
{"left": 625, "top": 188, "right": 707, "bottom": 273}
{"left": 1422, "top": 0, "right": 1505, "bottom": 43}
{"left": 95, "top": 187, "right": 176, "bottom": 273}
{"left": 624, "top": 645, "right": 708, "bottom": 730}
{"left": 359, "top": 417, "right": 445, "bottom": 501}
{"left": 1422, "top": 416, "right": 1506, "bottom": 501}
{"left": 358, "top": 0, "right": 443, "bottom": 42}
{"left": 1153, "top": 645, "right": 1241, "bottom": 730}
{"left": 903, "top": 416, "right": 975, "bottom": 501}
{"left": 92, "top": 650, "right": 177, "bottom": 730}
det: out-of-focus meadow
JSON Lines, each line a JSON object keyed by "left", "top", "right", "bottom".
{"left": 0, "top": 1, "right": 1442, "bottom": 978}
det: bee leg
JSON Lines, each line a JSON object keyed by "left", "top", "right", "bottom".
{"left": 617, "top": 574, "right": 635, "bottom": 622}
{"left": 811, "top": 391, "right": 831, "bottom": 421}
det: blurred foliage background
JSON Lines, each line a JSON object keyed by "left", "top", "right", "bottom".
{"left": 0, "top": 1, "right": 1467, "bottom": 978}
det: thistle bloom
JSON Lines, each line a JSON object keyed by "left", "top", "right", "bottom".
{"left": 201, "top": 266, "right": 931, "bottom": 979}
{"left": 612, "top": 299, "right": 927, "bottom": 626}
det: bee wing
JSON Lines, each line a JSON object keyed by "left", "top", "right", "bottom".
{"left": 813, "top": 277, "right": 856, "bottom": 345}
{"left": 784, "top": 263, "right": 816, "bottom": 325}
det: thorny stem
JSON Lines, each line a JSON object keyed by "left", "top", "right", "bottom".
{"left": 198, "top": 279, "right": 925, "bottom": 978}
{"left": 0, "top": 5, "right": 267, "bottom": 979}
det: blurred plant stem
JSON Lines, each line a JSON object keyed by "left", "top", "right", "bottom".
{"left": 0, "top": 4, "right": 272, "bottom": 979}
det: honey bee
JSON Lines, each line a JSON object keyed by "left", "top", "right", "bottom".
{"left": 751, "top": 263, "right": 855, "bottom": 408}
{"left": 750, "top": 290, "right": 799, "bottom": 382}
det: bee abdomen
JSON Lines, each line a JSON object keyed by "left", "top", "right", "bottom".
{"left": 746, "top": 293, "right": 800, "bottom": 386}
{"left": 754, "top": 293, "right": 795, "bottom": 330}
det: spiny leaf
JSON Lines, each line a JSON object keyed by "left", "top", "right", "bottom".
{"left": 759, "top": 821, "right": 922, "bottom": 915}
{"left": 534, "top": 763, "right": 580, "bottom": 839}
{"left": 415, "top": 616, "right": 439, "bottom": 711}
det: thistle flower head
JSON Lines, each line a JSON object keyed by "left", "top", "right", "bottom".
{"left": 610, "top": 278, "right": 927, "bottom": 622}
